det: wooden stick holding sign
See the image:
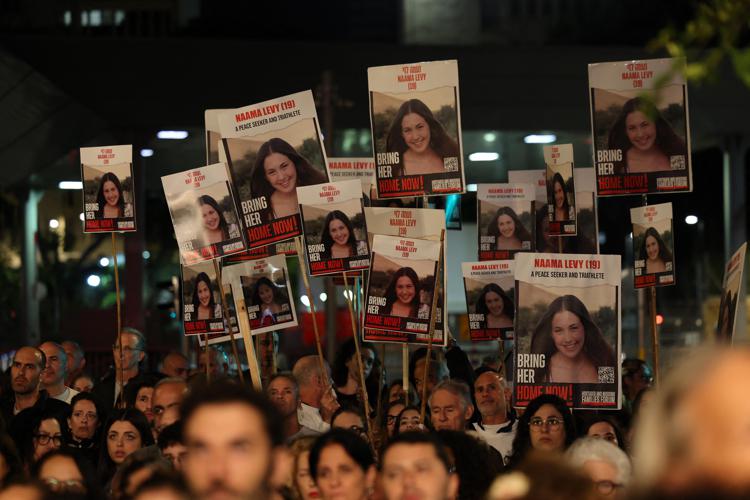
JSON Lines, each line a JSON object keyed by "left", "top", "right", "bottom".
{"left": 212, "top": 260, "right": 245, "bottom": 385}
{"left": 232, "top": 289, "right": 263, "bottom": 391}
{"left": 111, "top": 233, "right": 125, "bottom": 409}
{"left": 420, "top": 229, "right": 445, "bottom": 422}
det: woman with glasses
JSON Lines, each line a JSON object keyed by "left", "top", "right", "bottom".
{"left": 34, "top": 448, "right": 103, "bottom": 499}
{"left": 382, "top": 399, "right": 406, "bottom": 440}
{"left": 507, "top": 394, "right": 576, "bottom": 469}
{"left": 330, "top": 407, "right": 368, "bottom": 443}
{"left": 98, "top": 408, "right": 154, "bottom": 492}
{"left": 16, "top": 408, "right": 67, "bottom": 470}
{"left": 565, "top": 436, "right": 631, "bottom": 498}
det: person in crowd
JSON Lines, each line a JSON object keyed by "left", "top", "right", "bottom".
{"left": 66, "top": 392, "right": 104, "bottom": 463}
{"left": 98, "top": 408, "right": 154, "bottom": 491}
{"left": 96, "top": 172, "right": 132, "bottom": 219}
{"left": 320, "top": 210, "right": 368, "bottom": 259}
{"left": 196, "top": 346, "right": 229, "bottom": 379}
{"left": 61, "top": 341, "right": 86, "bottom": 387}
{"left": 330, "top": 407, "right": 368, "bottom": 442}
{"left": 487, "top": 206, "right": 532, "bottom": 251}
{"left": 266, "top": 373, "right": 317, "bottom": 442}
{"left": 639, "top": 227, "right": 673, "bottom": 275}
{"left": 408, "top": 349, "right": 449, "bottom": 405}
{"left": 530, "top": 294, "right": 616, "bottom": 384}
{"left": 258, "top": 332, "right": 286, "bottom": 387}
{"left": 309, "top": 429, "right": 375, "bottom": 500}
{"left": 289, "top": 436, "right": 319, "bottom": 500}
{"left": 429, "top": 379, "right": 474, "bottom": 431}
{"left": 566, "top": 437, "right": 631, "bottom": 499}
{"left": 0, "top": 433, "right": 24, "bottom": 488}
{"left": 37, "top": 342, "right": 79, "bottom": 405}
{"left": 379, "top": 432, "right": 458, "bottom": 500}
{"left": 131, "top": 470, "right": 191, "bottom": 500}
{"left": 471, "top": 367, "right": 516, "bottom": 461}
{"left": 33, "top": 448, "right": 101, "bottom": 499}
{"left": 332, "top": 338, "right": 379, "bottom": 411}
{"left": 621, "top": 358, "right": 653, "bottom": 415}
{"left": 475, "top": 283, "right": 514, "bottom": 330}
{"left": 385, "top": 98, "right": 460, "bottom": 177}
{"left": 437, "top": 430, "right": 505, "bottom": 498}
{"left": 382, "top": 399, "right": 406, "bottom": 441}
{"left": 550, "top": 172, "right": 572, "bottom": 222}
{"left": 125, "top": 375, "right": 162, "bottom": 426}
{"left": 158, "top": 352, "right": 189, "bottom": 380}
{"left": 157, "top": 421, "right": 186, "bottom": 471}
{"left": 192, "top": 272, "right": 222, "bottom": 321}
{"left": 508, "top": 394, "right": 576, "bottom": 468}
{"left": 385, "top": 379, "right": 414, "bottom": 405}
{"left": 17, "top": 407, "right": 67, "bottom": 469}
{"left": 251, "top": 137, "right": 328, "bottom": 223}
{"left": 71, "top": 373, "right": 95, "bottom": 393}
{"left": 383, "top": 267, "right": 429, "bottom": 319}
{"left": 94, "top": 327, "right": 147, "bottom": 409}
{"left": 607, "top": 96, "right": 686, "bottom": 174}
{"left": 110, "top": 447, "right": 171, "bottom": 500}
{"left": 582, "top": 415, "right": 627, "bottom": 453}
{"left": 395, "top": 406, "right": 426, "bottom": 435}
{"left": 252, "top": 277, "right": 290, "bottom": 327}
{"left": 151, "top": 378, "right": 188, "bottom": 437}
{"left": 180, "top": 379, "right": 285, "bottom": 500}
{"left": 293, "top": 356, "right": 339, "bottom": 434}
{"left": 198, "top": 194, "right": 239, "bottom": 245}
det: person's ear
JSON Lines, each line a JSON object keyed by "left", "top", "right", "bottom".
{"left": 137, "top": 350, "right": 145, "bottom": 363}
{"left": 465, "top": 403, "right": 475, "bottom": 422}
{"left": 80, "top": 358, "right": 87, "bottom": 370}
{"left": 503, "top": 386, "right": 512, "bottom": 402}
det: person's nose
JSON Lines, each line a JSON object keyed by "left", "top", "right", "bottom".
{"left": 206, "top": 454, "right": 228, "bottom": 479}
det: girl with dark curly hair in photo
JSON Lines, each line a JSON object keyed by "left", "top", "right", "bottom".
{"left": 487, "top": 206, "right": 532, "bottom": 251}
{"left": 382, "top": 267, "right": 430, "bottom": 319}
{"left": 251, "top": 276, "right": 289, "bottom": 327}
{"left": 320, "top": 210, "right": 368, "bottom": 260}
{"left": 475, "top": 283, "right": 514, "bottom": 330}
{"left": 639, "top": 227, "right": 673, "bottom": 275}
{"left": 192, "top": 272, "right": 221, "bottom": 320}
{"left": 96, "top": 172, "right": 132, "bottom": 219}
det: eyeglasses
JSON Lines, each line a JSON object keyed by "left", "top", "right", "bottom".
{"left": 347, "top": 425, "right": 366, "bottom": 436}
{"left": 42, "top": 477, "right": 86, "bottom": 494}
{"left": 595, "top": 480, "right": 623, "bottom": 495}
{"left": 386, "top": 415, "right": 400, "bottom": 424}
{"left": 35, "top": 434, "right": 63, "bottom": 446}
{"left": 528, "top": 417, "right": 563, "bottom": 429}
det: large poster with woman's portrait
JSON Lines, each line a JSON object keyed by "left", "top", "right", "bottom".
{"left": 589, "top": 57, "right": 692, "bottom": 196}
{"left": 513, "top": 253, "right": 621, "bottom": 410}
{"left": 368, "top": 60, "right": 464, "bottom": 198}
{"left": 364, "top": 234, "right": 441, "bottom": 341}
{"left": 298, "top": 179, "right": 370, "bottom": 276}
{"left": 363, "top": 208, "right": 447, "bottom": 346}
{"left": 630, "top": 203, "right": 675, "bottom": 288}
{"left": 161, "top": 163, "right": 247, "bottom": 265}
{"left": 80, "top": 145, "right": 136, "bottom": 233}
{"left": 544, "top": 144, "right": 577, "bottom": 237}
{"left": 218, "top": 90, "right": 330, "bottom": 251}
{"left": 462, "top": 260, "right": 515, "bottom": 341}
{"left": 717, "top": 243, "right": 747, "bottom": 343}
{"left": 477, "top": 184, "right": 535, "bottom": 261}
{"left": 182, "top": 260, "right": 226, "bottom": 335}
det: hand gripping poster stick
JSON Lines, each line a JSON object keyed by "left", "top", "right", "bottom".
{"left": 212, "top": 260, "right": 245, "bottom": 385}
{"left": 294, "top": 237, "right": 330, "bottom": 394}
{"left": 420, "top": 230, "right": 446, "bottom": 422}
{"left": 111, "top": 233, "right": 125, "bottom": 409}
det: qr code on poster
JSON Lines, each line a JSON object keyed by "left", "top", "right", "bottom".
{"left": 444, "top": 157, "right": 459, "bottom": 172}
{"left": 598, "top": 366, "right": 615, "bottom": 384}
{"left": 670, "top": 155, "right": 686, "bottom": 170}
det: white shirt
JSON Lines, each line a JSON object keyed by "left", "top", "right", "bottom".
{"left": 297, "top": 403, "right": 330, "bottom": 434}
{"left": 51, "top": 386, "right": 80, "bottom": 405}
{"left": 471, "top": 418, "right": 518, "bottom": 464}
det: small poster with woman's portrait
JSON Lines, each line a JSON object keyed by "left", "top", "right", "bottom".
{"left": 544, "top": 144, "right": 577, "bottom": 237}
{"left": 364, "top": 234, "right": 441, "bottom": 340}
{"left": 589, "top": 57, "right": 692, "bottom": 196}
{"left": 477, "top": 184, "right": 535, "bottom": 261}
{"left": 368, "top": 59, "right": 464, "bottom": 198}
{"left": 630, "top": 203, "right": 675, "bottom": 288}
{"left": 218, "top": 90, "right": 329, "bottom": 251}
{"left": 513, "top": 252, "right": 621, "bottom": 410}
{"left": 462, "top": 260, "right": 515, "bottom": 341}
{"left": 161, "top": 163, "right": 247, "bottom": 265}
{"left": 182, "top": 260, "right": 226, "bottom": 335}
{"left": 298, "top": 179, "right": 370, "bottom": 276}
{"left": 717, "top": 243, "right": 747, "bottom": 343}
{"left": 364, "top": 207, "right": 447, "bottom": 346}
{"left": 80, "top": 145, "right": 136, "bottom": 233}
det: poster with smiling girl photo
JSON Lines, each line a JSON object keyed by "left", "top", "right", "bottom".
{"left": 182, "top": 260, "right": 226, "bottom": 335}
{"left": 462, "top": 260, "right": 515, "bottom": 341}
{"left": 477, "top": 183, "right": 535, "bottom": 261}
{"left": 630, "top": 202, "right": 675, "bottom": 289}
{"left": 80, "top": 145, "right": 136, "bottom": 233}
{"left": 589, "top": 57, "right": 692, "bottom": 196}
{"left": 544, "top": 144, "right": 577, "bottom": 237}
{"left": 513, "top": 252, "right": 621, "bottom": 410}
{"left": 218, "top": 90, "right": 329, "bottom": 251}
{"left": 369, "top": 60, "right": 464, "bottom": 198}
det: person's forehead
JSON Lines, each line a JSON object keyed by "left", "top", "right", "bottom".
{"left": 154, "top": 383, "right": 186, "bottom": 400}
{"left": 14, "top": 347, "right": 40, "bottom": 363}
{"left": 534, "top": 404, "right": 563, "bottom": 418}
{"left": 73, "top": 400, "right": 96, "bottom": 412}
{"left": 39, "top": 343, "right": 61, "bottom": 356}
{"left": 269, "top": 378, "right": 295, "bottom": 391}
{"left": 39, "top": 418, "right": 61, "bottom": 432}
{"left": 388, "top": 404, "right": 405, "bottom": 416}
{"left": 384, "top": 443, "right": 440, "bottom": 466}
{"left": 186, "top": 403, "right": 267, "bottom": 441}
{"left": 432, "top": 389, "right": 461, "bottom": 404}
{"left": 121, "top": 332, "right": 140, "bottom": 345}
{"left": 110, "top": 420, "right": 138, "bottom": 432}
{"left": 475, "top": 372, "right": 501, "bottom": 387}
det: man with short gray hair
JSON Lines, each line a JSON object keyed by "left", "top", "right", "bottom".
{"left": 566, "top": 436, "right": 631, "bottom": 496}
{"left": 429, "top": 379, "right": 474, "bottom": 431}
{"left": 292, "top": 356, "right": 339, "bottom": 434}
{"left": 39, "top": 341, "right": 79, "bottom": 404}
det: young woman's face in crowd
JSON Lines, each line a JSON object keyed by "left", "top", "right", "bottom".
{"left": 201, "top": 203, "right": 220, "bottom": 231}
{"left": 69, "top": 399, "right": 98, "bottom": 440}
{"left": 72, "top": 376, "right": 94, "bottom": 393}
{"left": 197, "top": 281, "right": 211, "bottom": 308}
{"left": 103, "top": 180, "right": 120, "bottom": 207}
{"left": 329, "top": 218, "right": 350, "bottom": 246}
{"left": 315, "top": 444, "right": 369, "bottom": 500}
{"left": 135, "top": 386, "right": 154, "bottom": 423}
{"left": 587, "top": 421, "right": 619, "bottom": 447}
{"left": 484, "top": 291, "right": 505, "bottom": 318}
{"left": 107, "top": 420, "right": 142, "bottom": 464}
{"left": 34, "top": 418, "right": 62, "bottom": 461}
{"left": 554, "top": 181, "right": 565, "bottom": 209}
{"left": 264, "top": 152, "right": 298, "bottom": 194}
{"left": 395, "top": 276, "right": 416, "bottom": 305}
{"left": 258, "top": 283, "right": 275, "bottom": 305}
{"left": 551, "top": 309, "right": 585, "bottom": 359}
{"left": 529, "top": 404, "right": 566, "bottom": 452}
{"left": 345, "top": 348, "right": 375, "bottom": 380}
{"left": 401, "top": 112, "right": 431, "bottom": 154}
{"left": 645, "top": 235, "right": 660, "bottom": 261}
{"left": 388, "top": 384, "right": 404, "bottom": 403}
{"left": 625, "top": 110, "right": 657, "bottom": 151}
{"left": 386, "top": 403, "right": 405, "bottom": 437}
{"left": 497, "top": 214, "right": 516, "bottom": 238}
{"left": 398, "top": 409, "right": 422, "bottom": 433}
{"left": 295, "top": 450, "right": 320, "bottom": 500}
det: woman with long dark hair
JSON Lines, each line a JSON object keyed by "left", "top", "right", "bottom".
{"left": 508, "top": 394, "right": 576, "bottom": 469}
{"left": 96, "top": 172, "right": 131, "bottom": 219}
{"left": 98, "top": 409, "right": 154, "bottom": 491}
{"left": 487, "top": 206, "right": 532, "bottom": 251}
{"left": 475, "top": 283, "right": 514, "bottom": 330}
{"left": 309, "top": 429, "right": 375, "bottom": 500}
{"left": 198, "top": 195, "right": 238, "bottom": 245}
{"left": 550, "top": 172, "right": 571, "bottom": 222}
{"left": 639, "top": 227, "right": 673, "bottom": 275}
{"left": 382, "top": 267, "right": 429, "bottom": 319}
{"left": 332, "top": 338, "right": 380, "bottom": 412}
{"left": 250, "top": 137, "right": 327, "bottom": 223}
{"left": 320, "top": 210, "right": 368, "bottom": 259}
{"left": 385, "top": 99, "right": 459, "bottom": 177}
{"left": 251, "top": 276, "right": 289, "bottom": 327}
{"left": 192, "top": 272, "right": 221, "bottom": 320}
{"left": 530, "top": 295, "right": 616, "bottom": 384}
{"left": 607, "top": 97, "right": 686, "bottom": 174}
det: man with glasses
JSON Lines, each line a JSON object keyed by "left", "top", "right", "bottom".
{"left": 94, "top": 327, "right": 147, "bottom": 409}
{"left": 566, "top": 436, "right": 630, "bottom": 498}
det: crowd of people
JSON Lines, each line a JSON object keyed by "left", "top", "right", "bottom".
{"left": 0, "top": 329, "right": 747, "bottom": 500}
